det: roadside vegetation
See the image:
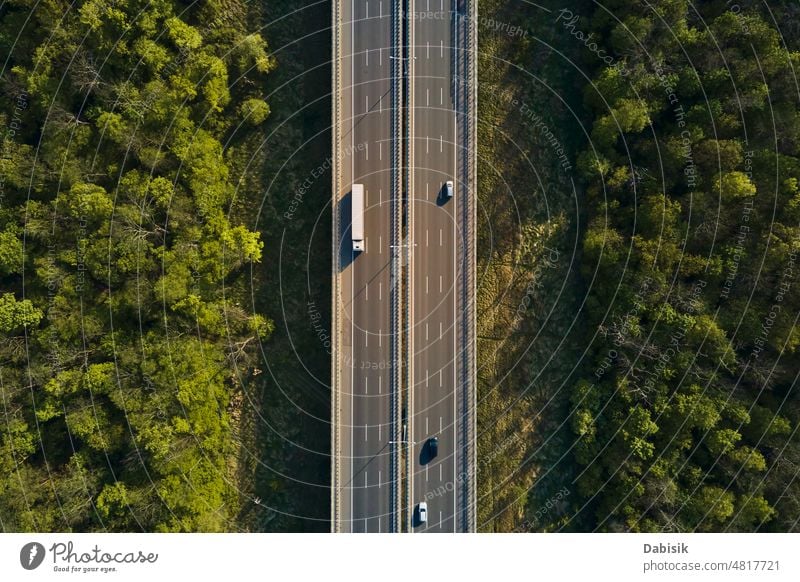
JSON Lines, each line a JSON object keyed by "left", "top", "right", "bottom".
{"left": 475, "top": 0, "right": 591, "bottom": 531}
{"left": 569, "top": 0, "right": 800, "bottom": 531}
{"left": 0, "top": 0, "right": 276, "bottom": 531}
{"left": 235, "top": 0, "right": 331, "bottom": 532}
{"left": 477, "top": 0, "right": 800, "bottom": 533}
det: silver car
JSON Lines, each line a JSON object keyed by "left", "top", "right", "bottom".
{"left": 445, "top": 180, "right": 454, "bottom": 198}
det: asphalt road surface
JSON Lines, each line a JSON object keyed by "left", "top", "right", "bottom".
{"left": 335, "top": 0, "right": 473, "bottom": 532}
{"left": 339, "top": 0, "right": 395, "bottom": 533}
{"left": 410, "top": 0, "right": 461, "bottom": 533}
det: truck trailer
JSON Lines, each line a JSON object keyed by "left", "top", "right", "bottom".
{"left": 351, "top": 183, "right": 364, "bottom": 252}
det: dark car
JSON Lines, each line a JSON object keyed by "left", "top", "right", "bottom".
{"left": 428, "top": 436, "right": 439, "bottom": 459}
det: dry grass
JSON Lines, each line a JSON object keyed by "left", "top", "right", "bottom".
{"left": 475, "top": 0, "right": 591, "bottom": 531}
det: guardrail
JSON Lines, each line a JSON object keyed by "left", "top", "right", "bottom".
{"left": 465, "top": 0, "right": 477, "bottom": 534}
{"left": 390, "top": 0, "right": 404, "bottom": 534}
{"left": 404, "top": 0, "right": 416, "bottom": 533}
{"left": 330, "top": 0, "right": 343, "bottom": 533}
{"left": 456, "top": 0, "right": 478, "bottom": 534}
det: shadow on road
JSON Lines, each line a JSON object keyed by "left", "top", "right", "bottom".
{"left": 338, "top": 190, "right": 355, "bottom": 271}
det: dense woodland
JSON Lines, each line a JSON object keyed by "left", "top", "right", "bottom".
{"left": 571, "top": 0, "right": 800, "bottom": 531}
{"left": 0, "top": 0, "right": 274, "bottom": 530}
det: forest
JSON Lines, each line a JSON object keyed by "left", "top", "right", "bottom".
{"left": 570, "top": 0, "right": 800, "bottom": 531}
{"left": 0, "top": 0, "right": 274, "bottom": 530}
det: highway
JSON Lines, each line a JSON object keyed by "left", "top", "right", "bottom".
{"left": 336, "top": 0, "right": 397, "bottom": 533}
{"left": 409, "top": 0, "right": 458, "bottom": 532}
{"left": 332, "top": 0, "right": 475, "bottom": 533}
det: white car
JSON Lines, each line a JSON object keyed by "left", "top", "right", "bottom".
{"left": 417, "top": 502, "right": 428, "bottom": 524}
{"left": 445, "top": 180, "right": 454, "bottom": 198}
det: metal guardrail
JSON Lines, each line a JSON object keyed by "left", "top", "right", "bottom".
{"left": 466, "top": 0, "right": 478, "bottom": 534}
{"left": 330, "top": 0, "right": 343, "bottom": 533}
{"left": 390, "top": 0, "right": 404, "bottom": 535}
{"left": 455, "top": 0, "right": 478, "bottom": 534}
{"left": 404, "top": 0, "right": 416, "bottom": 534}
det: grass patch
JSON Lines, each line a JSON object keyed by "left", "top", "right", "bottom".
{"left": 233, "top": 0, "right": 332, "bottom": 532}
{"left": 476, "top": 0, "right": 592, "bottom": 532}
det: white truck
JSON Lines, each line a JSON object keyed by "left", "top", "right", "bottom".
{"left": 351, "top": 183, "right": 364, "bottom": 252}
